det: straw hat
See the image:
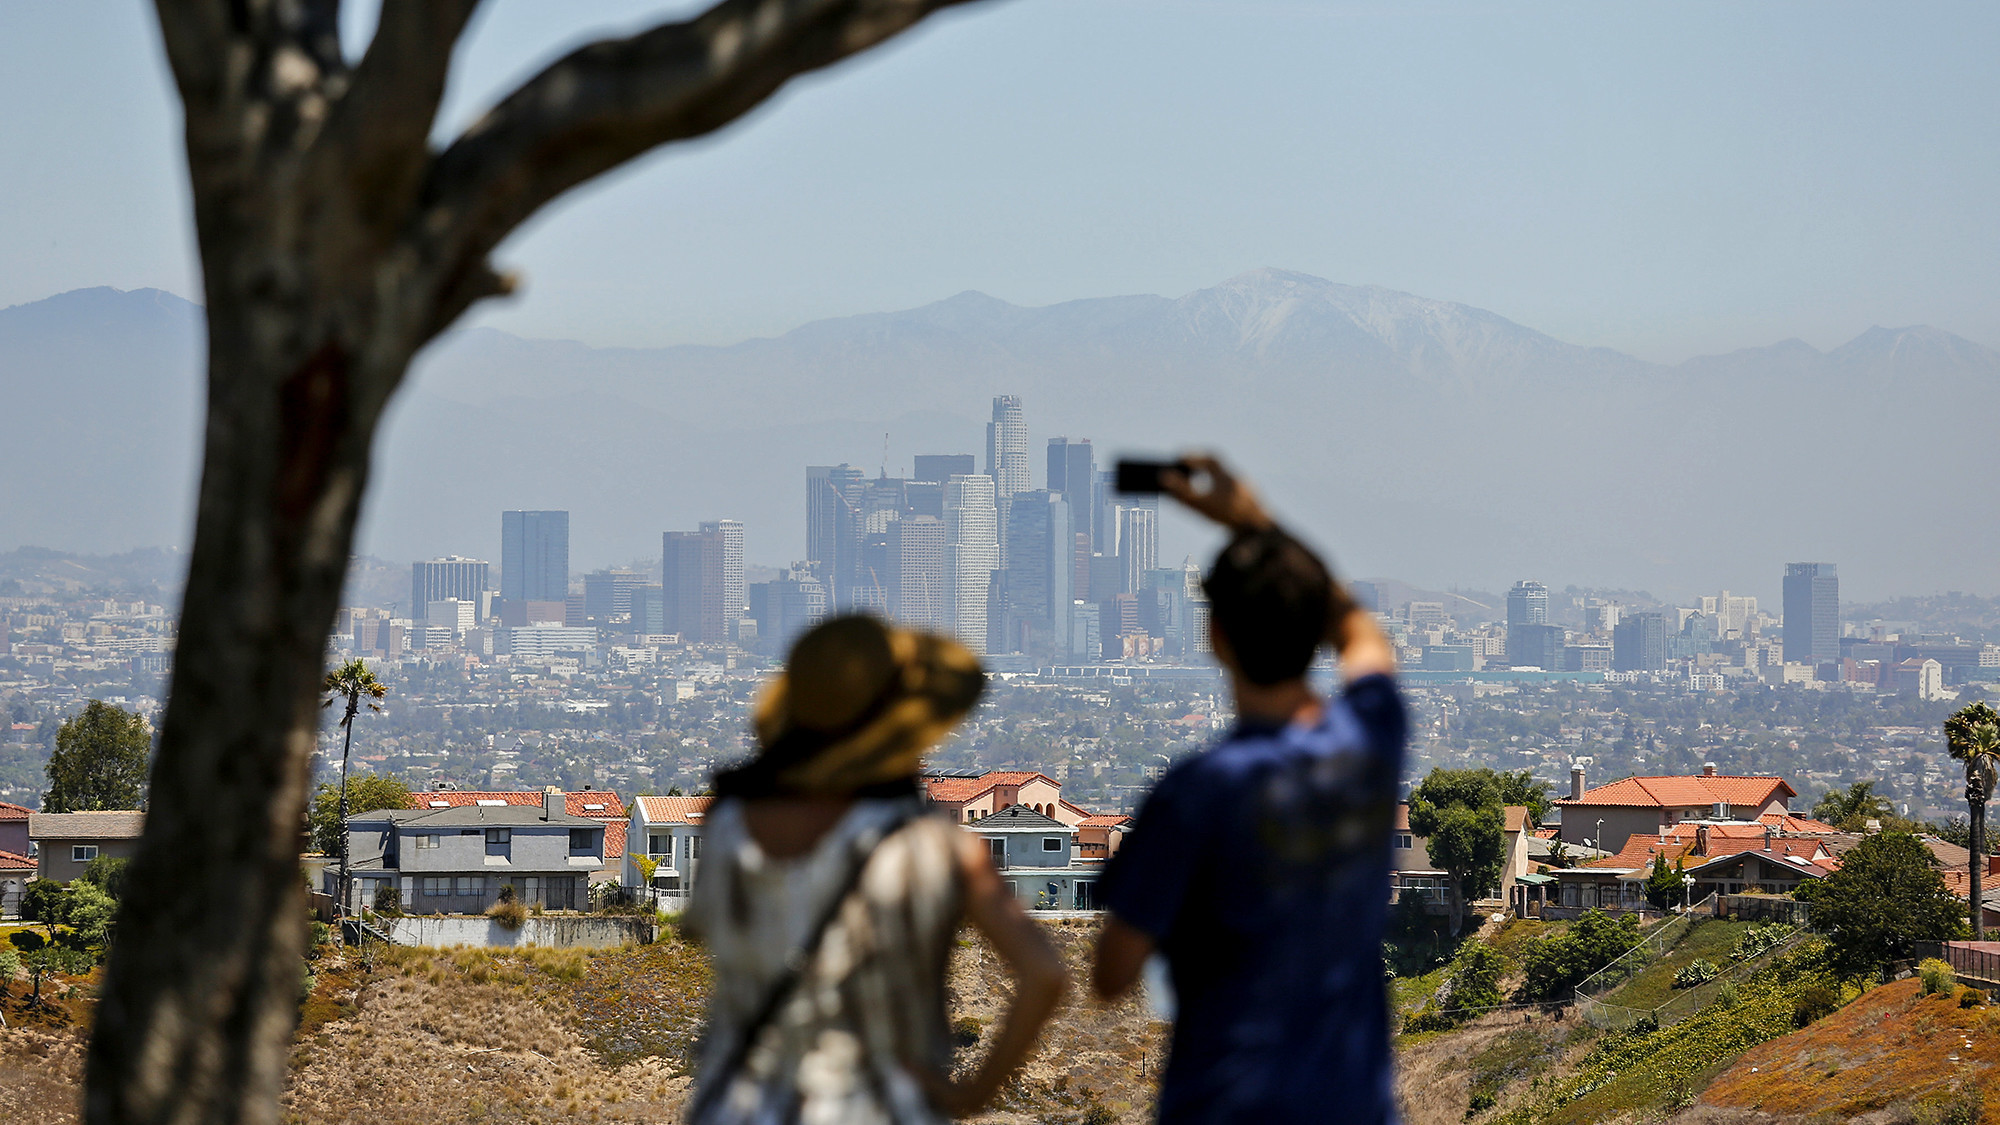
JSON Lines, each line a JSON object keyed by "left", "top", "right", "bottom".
{"left": 737, "top": 615, "right": 985, "bottom": 796}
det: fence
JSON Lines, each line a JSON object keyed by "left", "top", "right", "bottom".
{"left": 1915, "top": 941, "right": 2000, "bottom": 989}
{"left": 1716, "top": 894, "right": 1811, "bottom": 926}
{"left": 1577, "top": 916, "right": 1813, "bottom": 1031}
{"left": 1573, "top": 895, "right": 1718, "bottom": 1002}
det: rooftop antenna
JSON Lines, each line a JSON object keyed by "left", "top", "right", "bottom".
{"left": 882, "top": 432, "right": 890, "bottom": 476}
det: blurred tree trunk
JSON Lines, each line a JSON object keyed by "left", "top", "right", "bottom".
{"left": 86, "top": 3, "right": 982, "bottom": 1123}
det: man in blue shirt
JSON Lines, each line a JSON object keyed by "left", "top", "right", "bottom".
{"left": 1093, "top": 455, "right": 1405, "bottom": 1125}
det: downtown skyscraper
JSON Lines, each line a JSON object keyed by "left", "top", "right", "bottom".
{"left": 986, "top": 395, "right": 1029, "bottom": 567}
{"left": 1783, "top": 562, "right": 1839, "bottom": 667}
{"left": 662, "top": 520, "right": 744, "bottom": 644}
{"left": 943, "top": 474, "right": 999, "bottom": 653}
{"left": 500, "top": 510, "right": 569, "bottom": 603}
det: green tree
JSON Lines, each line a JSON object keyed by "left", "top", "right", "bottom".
{"left": 1407, "top": 768, "right": 1506, "bottom": 933}
{"left": 63, "top": 880, "right": 120, "bottom": 952}
{"left": 43, "top": 700, "right": 150, "bottom": 813}
{"left": 1518, "top": 909, "right": 1644, "bottom": 1002}
{"left": 321, "top": 659, "right": 387, "bottom": 917}
{"left": 1490, "top": 768, "right": 1554, "bottom": 826}
{"left": 1643, "top": 853, "right": 1690, "bottom": 911}
{"left": 1797, "top": 831, "right": 1966, "bottom": 977}
{"left": 1811, "top": 780, "right": 1895, "bottom": 832}
{"left": 1946, "top": 701, "right": 2000, "bottom": 939}
{"left": 306, "top": 773, "right": 412, "bottom": 858}
{"left": 80, "top": 855, "right": 131, "bottom": 901}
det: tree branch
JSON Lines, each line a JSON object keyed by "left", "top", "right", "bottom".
{"left": 414, "top": 0, "right": 986, "bottom": 301}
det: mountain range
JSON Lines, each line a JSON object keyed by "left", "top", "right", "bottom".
{"left": 2, "top": 269, "right": 1995, "bottom": 600}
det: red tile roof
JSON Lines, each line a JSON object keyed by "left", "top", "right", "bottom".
{"left": 1757, "top": 813, "right": 1839, "bottom": 834}
{"left": 407, "top": 790, "right": 626, "bottom": 818}
{"left": 603, "top": 821, "right": 627, "bottom": 862}
{"left": 1585, "top": 836, "right": 1699, "bottom": 872}
{"left": 0, "top": 849, "right": 34, "bottom": 871}
{"left": 635, "top": 796, "right": 714, "bottom": 824}
{"left": 923, "top": 771, "right": 1055, "bottom": 804}
{"left": 0, "top": 801, "right": 30, "bottom": 822}
{"left": 1558, "top": 774, "right": 1795, "bottom": 810}
{"left": 1077, "top": 815, "right": 1133, "bottom": 828}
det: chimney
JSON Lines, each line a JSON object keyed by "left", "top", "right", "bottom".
{"left": 1696, "top": 824, "right": 1710, "bottom": 856}
{"left": 1988, "top": 855, "right": 2000, "bottom": 878}
{"left": 1570, "top": 764, "right": 1586, "bottom": 802}
{"left": 544, "top": 786, "right": 563, "bottom": 821}
{"left": 1702, "top": 762, "right": 1717, "bottom": 777}
{"left": 1763, "top": 824, "right": 1773, "bottom": 851}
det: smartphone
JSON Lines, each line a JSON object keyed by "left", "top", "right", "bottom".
{"left": 1115, "top": 458, "right": 1189, "bottom": 494}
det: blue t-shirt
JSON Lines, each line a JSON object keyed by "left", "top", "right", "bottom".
{"left": 1099, "top": 673, "right": 1407, "bottom": 1125}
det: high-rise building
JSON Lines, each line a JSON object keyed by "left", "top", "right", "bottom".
{"left": 1118, "top": 506, "right": 1159, "bottom": 594}
{"left": 582, "top": 569, "right": 646, "bottom": 621}
{"left": 1001, "top": 490, "right": 1071, "bottom": 656}
{"left": 1505, "top": 580, "right": 1551, "bottom": 668}
{"left": 1612, "top": 612, "right": 1669, "bottom": 671}
{"left": 630, "top": 584, "right": 666, "bottom": 635}
{"left": 1509, "top": 624, "right": 1565, "bottom": 670}
{"left": 913, "top": 454, "right": 976, "bottom": 484}
{"left": 701, "top": 520, "right": 746, "bottom": 631}
{"left": 1047, "top": 438, "right": 1095, "bottom": 547}
{"left": 888, "top": 516, "right": 948, "bottom": 630}
{"left": 500, "top": 511, "right": 568, "bottom": 603}
{"left": 986, "top": 396, "right": 1029, "bottom": 566}
{"left": 1782, "top": 563, "right": 1839, "bottom": 667}
{"left": 985, "top": 396, "right": 1030, "bottom": 496}
{"left": 411, "top": 556, "right": 488, "bottom": 623}
{"left": 943, "top": 474, "right": 999, "bottom": 653}
{"left": 805, "top": 465, "right": 866, "bottom": 574}
{"left": 662, "top": 521, "right": 743, "bottom": 644}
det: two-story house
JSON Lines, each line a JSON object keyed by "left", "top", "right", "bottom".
{"left": 27, "top": 810, "right": 145, "bottom": 882}
{"left": 338, "top": 789, "right": 605, "bottom": 915}
{"left": 0, "top": 800, "right": 31, "bottom": 857}
{"left": 625, "top": 795, "right": 713, "bottom": 905}
{"left": 405, "top": 787, "right": 627, "bottom": 884}
{"left": 974, "top": 805, "right": 1100, "bottom": 910}
{"left": 1553, "top": 764, "right": 1796, "bottom": 853}
{"left": 924, "top": 771, "right": 1092, "bottom": 827}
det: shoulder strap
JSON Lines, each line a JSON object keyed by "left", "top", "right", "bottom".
{"left": 688, "top": 801, "right": 920, "bottom": 1124}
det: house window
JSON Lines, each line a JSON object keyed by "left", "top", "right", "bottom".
{"left": 569, "top": 828, "right": 600, "bottom": 855}
{"left": 414, "top": 834, "right": 440, "bottom": 849}
{"left": 1042, "top": 837, "right": 1063, "bottom": 852}
{"left": 686, "top": 835, "right": 701, "bottom": 859}
{"left": 1394, "top": 834, "right": 1413, "bottom": 850}
{"left": 987, "top": 837, "right": 1006, "bottom": 865}
{"left": 1076, "top": 881, "right": 1097, "bottom": 910}
{"left": 422, "top": 876, "right": 449, "bottom": 896}
{"left": 455, "top": 876, "right": 482, "bottom": 896}
{"left": 648, "top": 834, "right": 672, "bottom": 860}
{"left": 485, "top": 828, "right": 511, "bottom": 857}
{"left": 72, "top": 845, "right": 99, "bottom": 863}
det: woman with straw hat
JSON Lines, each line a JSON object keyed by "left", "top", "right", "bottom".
{"left": 686, "top": 614, "right": 1069, "bottom": 1125}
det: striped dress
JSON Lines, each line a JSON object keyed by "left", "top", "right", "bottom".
{"left": 687, "top": 798, "right": 964, "bottom": 1125}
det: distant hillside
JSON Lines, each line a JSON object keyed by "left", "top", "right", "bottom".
{"left": 4, "top": 274, "right": 1998, "bottom": 597}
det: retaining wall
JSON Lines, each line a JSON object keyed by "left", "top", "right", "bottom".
{"left": 380, "top": 914, "right": 653, "bottom": 948}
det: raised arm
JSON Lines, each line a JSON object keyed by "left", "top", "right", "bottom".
{"left": 928, "top": 828, "right": 1069, "bottom": 1117}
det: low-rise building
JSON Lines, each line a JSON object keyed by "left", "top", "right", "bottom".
{"left": 973, "top": 805, "right": 1100, "bottom": 910}
{"left": 27, "top": 810, "right": 144, "bottom": 883}
{"left": 626, "top": 795, "right": 714, "bottom": 905}
{"left": 337, "top": 791, "right": 605, "bottom": 915}
{"left": 406, "top": 787, "right": 627, "bottom": 884}
{"left": 1553, "top": 763, "right": 1796, "bottom": 852}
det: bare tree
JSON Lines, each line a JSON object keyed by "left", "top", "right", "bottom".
{"left": 87, "top": 3, "right": 983, "bottom": 1122}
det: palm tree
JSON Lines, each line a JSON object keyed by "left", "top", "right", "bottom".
{"left": 1946, "top": 702, "right": 2000, "bottom": 939}
{"left": 322, "top": 659, "right": 387, "bottom": 924}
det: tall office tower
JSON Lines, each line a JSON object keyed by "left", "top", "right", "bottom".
{"left": 1511, "top": 624, "right": 1565, "bottom": 670}
{"left": 1505, "top": 579, "right": 1550, "bottom": 667}
{"left": 905, "top": 481, "right": 944, "bottom": 520}
{"left": 913, "top": 454, "right": 975, "bottom": 484}
{"left": 943, "top": 474, "right": 999, "bottom": 652}
{"left": 411, "top": 556, "right": 489, "bottom": 623}
{"left": 1782, "top": 563, "right": 1839, "bottom": 666}
{"left": 805, "top": 465, "right": 867, "bottom": 572}
{"left": 1612, "top": 612, "right": 1669, "bottom": 671}
{"left": 500, "top": 511, "right": 569, "bottom": 602}
{"left": 662, "top": 531, "right": 708, "bottom": 641}
{"left": 758, "top": 568, "right": 830, "bottom": 650}
{"left": 1118, "top": 505, "right": 1159, "bottom": 594}
{"left": 986, "top": 396, "right": 1029, "bottom": 566}
{"left": 582, "top": 568, "right": 646, "bottom": 620}
{"left": 1046, "top": 438, "right": 1096, "bottom": 547}
{"left": 888, "top": 516, "right": 948, "bottom": 629}
{"left": 700, "top": 519, "right": 746, "bottom": 630}
{"left": 630, "top": 585, "right": 666, "bottom": 635}
{"left": 1001, "top": 490, "right": 1072, "bottom": 656}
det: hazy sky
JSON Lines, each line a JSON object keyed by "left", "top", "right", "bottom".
{"left": 3, "top": 2, "right": 1997, "bottom": 363}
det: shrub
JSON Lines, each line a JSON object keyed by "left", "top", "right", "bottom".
{"left": 950, "top": 1016, "right": 983, "bottom": 1049}
{"left": 1673, "top": 959, "right": 1719, "bottom": 989}
{"left": 1518, "top": 910, "right": 1643, "bottom": 1002}
{"left": 1466, "top": 1090, "right": 1496, "bottom": 1116}
{"left": 1960, "top": 988, "right": 1986, "bottom": 1009}
{"left": 79, "top": 855, "right": 130, "bottom": 900}
{"left": 486, "top": 897, "right": 528, "bottom": 930}
{"left": 497, "top": 882, "right": 518, "bottom": 904}
{"left": 62, "top": 880, "right": 119, "bottom": 951}
{"left": 1403, "top": 1008, "right": 1458, "bottom": 1033}
{"left": 9, "top": 929, "right": 45, "bottom": 952}
{"left": 0, "top": 947, "right": 19, "bottom": 978}
{"left": 1080, "top": 1102, "right": 1117, "bottom": 1125}
{"left": 1910, "top": 1086, "right": 1982, "bottom": 1125}
{"left": 1714, "top": 980, "right": 1740, "bottom": 1008}
{"left": 1793, "top": 984, "right": 1840, "bottom": 1027}
{"left": 372, "top": 884, "right": 402, "bottom": 916}
{"left": 21, "top": 879, "right": 67, "bottom": 925}
{"left": 1919, "top": 958, "right": 1956, "bottom": 996}
{"left": 1731, "top": 922, "right": 1789, "bottom": 961}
